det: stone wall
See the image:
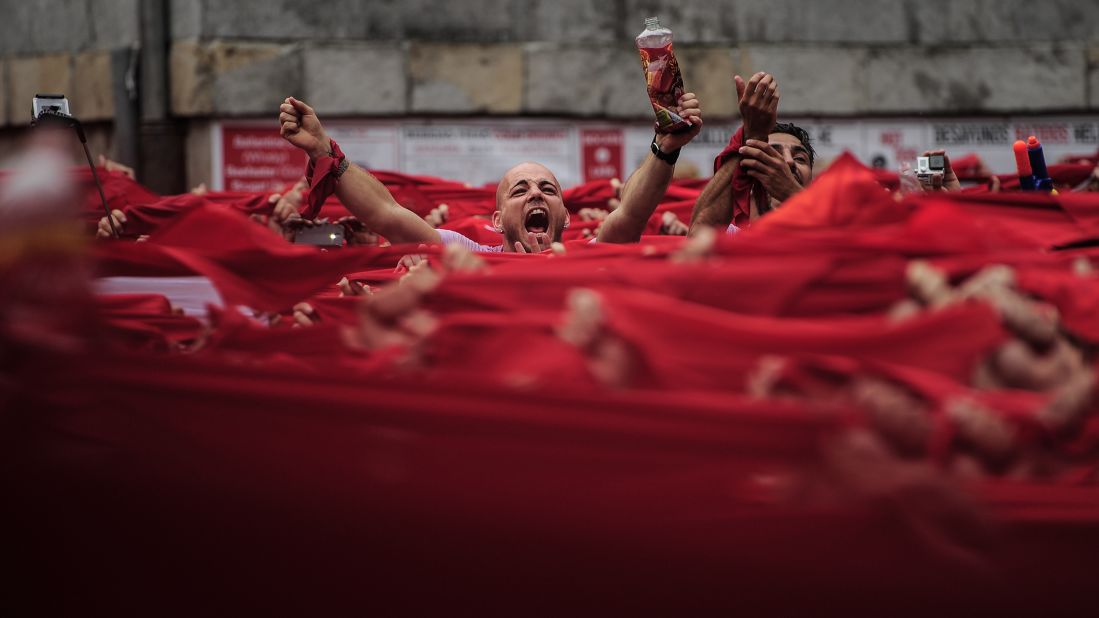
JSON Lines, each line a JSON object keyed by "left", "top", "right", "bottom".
{"left": 160, "top": 0, "right": 1099, "bottom": 120}
{"left": 2, "top": 0, "right": 1097, "bottom": 175}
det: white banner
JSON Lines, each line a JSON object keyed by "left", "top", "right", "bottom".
{"left": 213, "top": 115, "right": 1099, "bottom": 191}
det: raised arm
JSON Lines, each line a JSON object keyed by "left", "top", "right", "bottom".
{"left": 688, "top": 72, "right": 779, "bottom": 234}
{"left": 597, "top": 93, "right": 702, "bottom": 244}
{"left": 688, "top": 157, "right": 737, "bottom": 233}
{"left": 279, "top": 97, "right": 439, "bottom": 245}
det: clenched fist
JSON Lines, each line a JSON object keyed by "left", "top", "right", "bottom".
{"left": 279, "top": 97, "right": 331, "bottom": 160}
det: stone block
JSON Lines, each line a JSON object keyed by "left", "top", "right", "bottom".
{"left": 735, "top": 0, "right": 908, "bottom": 44}
{"left": 529, "top": 0, "right": 617, "bottom": 43}
{"left": 409, "top": 43, "right": 521, "bottom": 113}
{"left": 170, "top": 39, "right": 210, "bottom": 115}
{"left": 676, "top": 46, "right": 738, "bottom": 118}
{"left": 170, "top": 0, "right": 204, "bottom": 39}
{"left": 0, "top": 1, "right": 93, "bottom": 55}
{"left": 7, "top": 53, "right": 72, "bottom": 126}
{"left": 199, "top": 0, "right": 371, "bottom": 40}
{"left": 71, "top": 50, "right": 115, "bottom": 121}
{"left": 623, "top": 0, "right": 740, "bottom": 44}
{"left": 211, "top": 43, "right": 303, "bottom": 117}
{"left": 737, "top": 45, "right": 866, "bottom": 115}
{"left": 399, "top": 0, "right": 519, "bottom": 42}
{"left": 192, "top": 0, "right": 520, "bottom": 42}
{"left": 303, "top": 44, "right": 406, "bottom": 115}
{"left": 899, "top": 0, "right": 952, "bottom": 44}
{"left": 90, "top": 0, "right": 140, "bottom": 49}
{"left": 863, "top": 44, "right": 1087, "bottom": 113}
{"left": 524, "top": 43, "right": 652, "bottom": 118}
{"left": 170, "top": 40, "right": 303, "bottom": 117}
{"left": 938, "top": 0, "right": 1099, "bottom": 43}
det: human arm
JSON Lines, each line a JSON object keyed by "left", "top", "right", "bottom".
{"left": 598, "top": 93, "right": 702, "bottom": 243}
{"left": 688, "top": 158, "right": 737, "bottom": 233}
{"left": 687, "top": 72, "right": 779, "bottom": 234}
{"left": 278, "top": 97, "right": 440, "bottom": 245}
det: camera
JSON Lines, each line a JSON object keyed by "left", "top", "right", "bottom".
{"left": 915, "top": 154, "right": 945, "bottom": 181}
{"left": 32, "top": 94, "right": 71, "bottom": 121}
{"left": 293, "top": 222, "right": 345, "bottom": 248}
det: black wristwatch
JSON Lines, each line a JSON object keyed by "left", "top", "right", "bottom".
{"left": 650, "top": 136, "right": 681, "bottom": 165}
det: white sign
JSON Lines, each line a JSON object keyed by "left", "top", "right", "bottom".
{"left": 213, "top": 115, "right": 1099, "bottom": 190}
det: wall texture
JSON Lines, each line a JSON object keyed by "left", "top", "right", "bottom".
{"left": 1, "top": 0, "right": 1097, "bottom": 176}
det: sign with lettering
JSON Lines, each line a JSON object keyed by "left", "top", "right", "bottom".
{"left": 215, "top": 115, "right": 1099, "bottom": 190}
{"left": 580, "top": 129, "right": 624, "bottom": 183}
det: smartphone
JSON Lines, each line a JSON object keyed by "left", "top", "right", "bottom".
{"left": 32, "top": 94, "right": 70, "bottom": 120}
{"left": 294, "top": 223, "right": 345, "bottom": 248}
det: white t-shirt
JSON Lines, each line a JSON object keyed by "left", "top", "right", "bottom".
{"left": 436, "top": 229, "right": 503, "bottom": 253}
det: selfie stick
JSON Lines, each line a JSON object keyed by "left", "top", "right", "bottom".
{"left": 33, "top": 109, "right": 119, "bottom": 238}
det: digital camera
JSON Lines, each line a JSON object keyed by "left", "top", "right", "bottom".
{"left": 915, "top": 154, "right": 945, "bottom": 180}
{"left": 32, "top": 94, "right": 71, "bottom": 120}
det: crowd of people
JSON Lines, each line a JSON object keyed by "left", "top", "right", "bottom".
{"left": 4, "top": 67, "right": 1099, "bottom": 612}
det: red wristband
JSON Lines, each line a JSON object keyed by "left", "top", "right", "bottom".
{"left": 303, "top": 139, "right": 346, "bottom": 220}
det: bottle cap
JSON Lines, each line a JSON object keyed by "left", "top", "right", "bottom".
{"left": 644, "top": 16, "right": 661, "bottom": 29}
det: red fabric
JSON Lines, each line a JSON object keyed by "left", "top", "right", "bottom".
{"left": 95, "top": 293, "right": 205, "bottom": 350}
{"left": 712, "top": 126, "right": 760, "bottom": 227}
{"left": 751, "top": 152, "right": 906, "bottom": 232}
{"left": 950, "top": 153, "right": 992, "bottom": 180}
{"left": 303, "top": 139, "right": 346, "bottom": 219}
{"left": 8, "top": 157, "right": 1099, "bottom": 614}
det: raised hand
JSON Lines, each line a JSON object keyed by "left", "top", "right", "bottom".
{"left": 655, "top": 92, "right": 703, "bottom": 153}
{"left": 918, "top": 149, "right": 962, "bottom": 192}
{"left": 736, "top": 72, "right": 779, "bottom": 141}
{"left": 278, "top": 97, "right": 331, "bottom": 160}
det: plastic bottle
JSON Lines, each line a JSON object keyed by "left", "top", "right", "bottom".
{"left": 636, "top": 17, "right": 691, "bottom": 134}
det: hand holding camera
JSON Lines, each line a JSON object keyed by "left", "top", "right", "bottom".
{"left": 916, "top": 150, "right": 961, "bottom": 192}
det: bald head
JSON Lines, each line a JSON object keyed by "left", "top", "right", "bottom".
{"left": 491, "top": 161, "right": 570, "bottom": 251}
{"left": 496, "top": 162, "right": 561, "bottom": 210}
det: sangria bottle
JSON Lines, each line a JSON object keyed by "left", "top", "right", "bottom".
{"left": 636, "top": 17, "right": 691, "bottom": 134}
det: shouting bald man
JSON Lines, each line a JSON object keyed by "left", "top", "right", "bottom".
{"left": 278, "top": 94, "right": 702, "bottom": 252}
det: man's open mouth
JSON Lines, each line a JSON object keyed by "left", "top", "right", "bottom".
{"left": 524, "top": 207, "right": 549, "bottom": 233}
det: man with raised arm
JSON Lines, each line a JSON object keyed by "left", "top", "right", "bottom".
{"left": 278, "top": 94, "right": 702, "bottom": 253}
{"left": 689, "top": 72, "right": 816, "bottom": 234}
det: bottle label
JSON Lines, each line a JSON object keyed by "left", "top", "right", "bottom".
{"left": 638, "top": 43, "right": 691, "bottom": 134}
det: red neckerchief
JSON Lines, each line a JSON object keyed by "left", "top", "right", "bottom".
{"left": 303, "top": 139, "right": 346, "bottom": 220}
{"left": 713, "top": 126, "right": 768, "bottom": 228}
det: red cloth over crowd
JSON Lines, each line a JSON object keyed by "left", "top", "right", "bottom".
{"left": 3, "top": 150, "right": 1099, "bottom": 615}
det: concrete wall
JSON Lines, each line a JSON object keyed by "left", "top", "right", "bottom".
{"left": 2, "top": 0, "right": 1098, "bottom": 175}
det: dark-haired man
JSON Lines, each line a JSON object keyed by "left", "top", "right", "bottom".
{"left": 689, "top": 72, "right": 816, "bottom": 233}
